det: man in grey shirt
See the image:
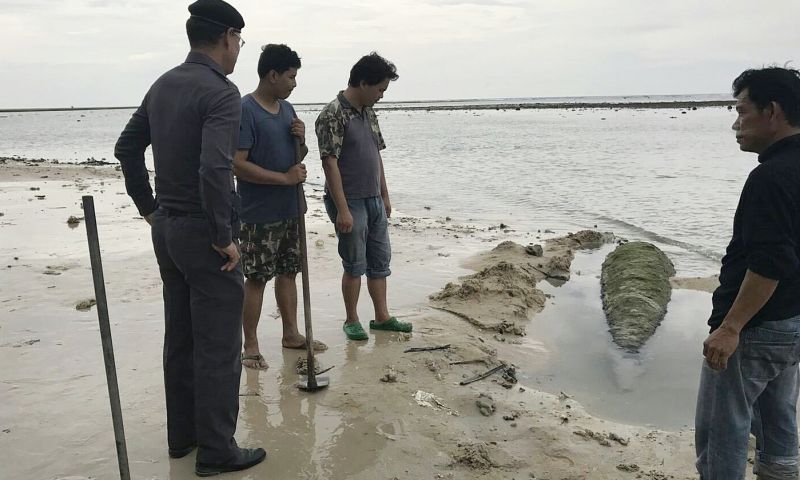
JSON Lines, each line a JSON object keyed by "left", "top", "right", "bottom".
{"left": 316, "top": 53, "right": 412, "bottom": 341}
{"left": 114, "top": 0, "right": 265, "bottom": 475}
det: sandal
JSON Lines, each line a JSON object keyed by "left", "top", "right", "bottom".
{"left": 241, "top": 353, "right": 269, "bottom": 370}
{"left": 282, "top": 339, "right": 328, "bottom": 352}
{"left": 369, "top": 317, "right": 413, "bottom": 333}
{"left": 343, "top": 322, "right": 369, "bottom": 341}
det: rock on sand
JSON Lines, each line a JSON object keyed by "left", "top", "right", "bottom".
{"left": 600, "top": 241, "right": 675, "bottom": 352}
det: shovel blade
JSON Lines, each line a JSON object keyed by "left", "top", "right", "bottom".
{"left": 297, "top": 375, "right": 330, "bottom": 392}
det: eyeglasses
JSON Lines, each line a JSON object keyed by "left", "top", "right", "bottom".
{"left": 231, "top": 31, "right": 245, "bottom": 48}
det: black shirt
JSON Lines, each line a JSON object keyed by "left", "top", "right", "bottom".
{"left": 709, "top": 134, "right": 800, "bottom": 330}
{"left": 114, "top": 52, "right": 241, "bottom": 247}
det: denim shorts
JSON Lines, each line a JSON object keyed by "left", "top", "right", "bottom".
{"left": 323, "top": 195, "right": 391, "bottom": 278}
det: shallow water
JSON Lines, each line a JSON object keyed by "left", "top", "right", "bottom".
{"left": 521, "top": 245, "right": 712, "bottom": 429}
{"left": 0, "top": 99, "right": 750, "bottom": 276}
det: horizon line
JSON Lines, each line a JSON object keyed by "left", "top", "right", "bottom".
{"left": 0, "top": 92, "right": 731, "bottom": 113}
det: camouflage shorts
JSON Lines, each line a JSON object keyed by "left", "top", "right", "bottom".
{"left": 240, "top": 219, "right": 301, "bottom": 282}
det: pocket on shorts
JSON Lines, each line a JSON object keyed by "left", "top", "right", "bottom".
{"left": 745, "top": 325, "right": 800, "bottom": 346}
{"left": 323, "top": 195, "right": 337, "bottom": 225}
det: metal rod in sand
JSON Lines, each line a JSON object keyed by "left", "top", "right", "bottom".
{"left": 82, "top": 195, "right": 131, "bottom": 480}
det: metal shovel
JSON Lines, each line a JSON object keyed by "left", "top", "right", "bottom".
{"left": 293, "top": 137, "right": 329, "bottom": 392}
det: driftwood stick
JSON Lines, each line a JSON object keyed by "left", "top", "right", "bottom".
{"left": 459, "top": 365, "right": 506, "bottom": 386}
{"left": 403, "top": 344, "right": 451, "bottom": 353}
{"left": 449, "top": 359, "right": 487, "bottom": 366}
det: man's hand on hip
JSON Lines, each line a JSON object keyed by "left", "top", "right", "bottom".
{"left": 212, "top": 241, "right": 240, "bottom": 271}
{"left": 703, "top": 324, "right": 740, "bottom": 371}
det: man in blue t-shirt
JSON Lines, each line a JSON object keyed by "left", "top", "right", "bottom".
{"left": 234, "top": 44, "right": 326, "bottom": 370}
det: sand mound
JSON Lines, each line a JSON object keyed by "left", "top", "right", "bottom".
{"left": 431, "top": 232, "right": 611, "bottom": 333}
{"left": 429, "top": 261, "right": 545, "bottom": 335}
{"left": 565, "top": 229, "right": 609, "bottom": 248}
{"left": 453, "top": 443, "right": 497, "bottom": 470}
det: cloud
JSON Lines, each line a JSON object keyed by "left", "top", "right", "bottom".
{"left": 0, "top": 0, "right": 798, "bottom": 107}
{"left": 66, "top": 29, "right": 103, "bottom": 36}
{"left": 431, "top": 0, "right": 526, "bottom": 6}
{"left": 127, "top": 52, "right": 167, "bottom": 62}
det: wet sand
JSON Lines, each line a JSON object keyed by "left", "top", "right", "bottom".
{"left": 1, "top": 159, "right": 749, "bottom": 479}
{"left": 671, "top": 275, "right": 720, "bottom": 293}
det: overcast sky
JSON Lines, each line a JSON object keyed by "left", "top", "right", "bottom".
{"left": 1, "top": 0, "right": 797, "bottom": 108}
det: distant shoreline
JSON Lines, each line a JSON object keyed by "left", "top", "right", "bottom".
{"left": 0, "top": 99, "right": 734, "bottom": 114}
{"left": 374, "top": 100, "right": 734, "bottom": 111}
{"left": 0, "top": 106, "right": 137, "bottom": 113}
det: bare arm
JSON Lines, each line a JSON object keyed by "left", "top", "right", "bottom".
{"left": 321, "top": 155, "right": 353, "bottom": 233}
{"left": 722, "top": 270, "right": 779, "bottom": 332}
{"left": 233, "top": 149, "right": 306, "bottom": 185}
{"left": 378, "top": 154, "right": 391, "bottom": 218}
{"left": 703, "top": 269, "right": 779, "bottom": 370}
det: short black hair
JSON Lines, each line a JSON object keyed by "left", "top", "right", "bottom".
{"left": 185, "top": 16, "right": 228, "bottom": 48}
{"left": 348, "top": 52, "right": 399, "bottom": 87}
{"left": 733, "top": 66, "right": 800, "bottom": 127}
{"left": 257, "top": 44, "right": 301, "bottom": 79}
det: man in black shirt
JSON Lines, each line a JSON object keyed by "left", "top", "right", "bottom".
{"left": 695, "top": 67, "right": 800, "bottom": 480}
{"left": 114, "top": 0, "right": 266, "bottom": 476}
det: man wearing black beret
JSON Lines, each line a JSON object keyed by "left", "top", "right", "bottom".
{"left": 114, "top": 0, "right": 266, "bottom": 476}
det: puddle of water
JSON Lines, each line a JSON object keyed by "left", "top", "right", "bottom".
{"left": 522, "top": 245, "right": 712, "bottom": 429}
{"left": 234, "top": 354, "right": 392, "bottom": 479}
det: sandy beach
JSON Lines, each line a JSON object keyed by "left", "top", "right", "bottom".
{"left": 1, "top": 158, "right": 743, "bottom": 479}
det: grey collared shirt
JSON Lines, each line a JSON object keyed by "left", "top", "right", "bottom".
{"left": 115, "top": 52, "right": 241, "bottom": 247}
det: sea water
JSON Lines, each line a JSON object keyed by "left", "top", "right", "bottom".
{"left": 0, "top": 96, "right": 752, "bottom": 428}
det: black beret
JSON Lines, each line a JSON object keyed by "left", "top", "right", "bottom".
{"left": 188, "top": 0, "right": 244, "bottom": 30}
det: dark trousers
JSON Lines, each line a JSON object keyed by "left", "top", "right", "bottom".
{"left": 151, "top": 210, "right": 244, "bottom": 464}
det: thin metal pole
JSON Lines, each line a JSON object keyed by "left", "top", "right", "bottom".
{"left": 294, "top": 139, "right": 319, "bottom": 389}
{"left": 82, "top": 195, "right": 131, "bottom": 480}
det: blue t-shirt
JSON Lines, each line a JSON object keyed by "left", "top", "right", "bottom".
{"left": 237, "top": 95, "right": 303, "bottom": 223}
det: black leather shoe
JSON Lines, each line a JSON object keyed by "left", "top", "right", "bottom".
{"left": 169, "top": 443, "right": 197, "bottom": 459}
{"left": 195, "top": 447, "right": 267, "bottom": 477}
